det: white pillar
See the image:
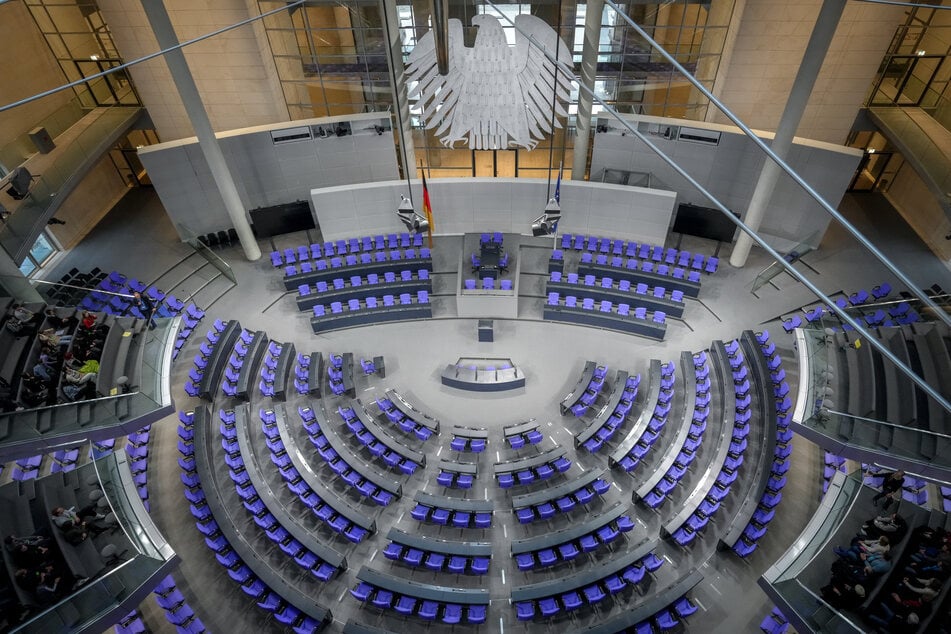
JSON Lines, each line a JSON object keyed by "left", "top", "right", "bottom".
{"left": 572, "top": 0, "right": 603, "bottom": 182}
{"left": 140, "top": 0, "right": 261, "bottom": 261}
{"left": 729, "top": 0, "right": 846, "bottom": 268}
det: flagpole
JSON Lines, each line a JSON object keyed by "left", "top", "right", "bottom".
{"left": 553, "top": 161, "right": 563, "bottom": 250}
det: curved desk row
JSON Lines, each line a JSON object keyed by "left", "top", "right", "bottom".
{"left": 310, "top": 403, "right": 402, "bottom": 497}
{"left": 719, "top": 331, "right": 779, "bottom": 548}
{"left": 355, "top": 566, "right": 489, "bottom": 605}
{"left": 635, "top": 353, "right": 693, "bottom": 499}
{"left": 234, "top": 404, "right": 346, "bottom": 569}
{"left": 579, "top": 569, "right": 704, "bottom": 633}
{"left": 660, "top": 341, "right": 736, "bottom": 537}
{"left": 192, "top": 405, "right": 334, "bottom": 624}
{"left": 348, "top": 399, "right": 426, "bottom": 465}
{"left": 493, "top": 445, "right": 568, "bottom": 475}
{"left": 609, "top": 360, "right": 661, "bottom": 469}
{"left": 440, "top": 364, "right": 525, "bottom": 392}
{"left": 575, "top": 369, "right": 631, "bottom": 447}
{"left": 270, "top": 341, "right": 295, "bottom": 401}
{"left": 385, "top": 389, "right": 440, "bottom": 432}
{"left": 197, "top": 320, "right": 241, "bottom": 400}
{"left": 297, "top": 278, "right": 431, "bottom": 311}
{"left": 511, "top": 538, "right": 657, "bottom": 602}
{"left": 305, "top": 351, "right": 325, "bottom": 397}
{"left": 439, "top": 458, "right": 477, "bottom": 475}
{"left": 511, "top": 468, "right": 607, "bottom": 510}
{"left": 544, "top": 304, "right": 666, "bottom": 341}
{"left": 311, "top": 302, "right": 432, "bottom": 334}
{"left": 559, "top": 361, "right": 598, "bottom": 415}
{"left": 277, "top": 405, "right": 377, "bottom": 533}
{"left": 578, "top": 262, "right": 701, "bottom": 299}
{"left": 415, "top": 490, "right": 493, "bottom": 512}
{"left": 284, "top": 256, "right": 432, "bottom": 290}
{"left": 511, "top": 502, "right": 629, "bottom": 554}
{"left": 235, "top": 331, "right": 267, "bottom": 401}
{"left": 547, "top": 281, "right": 684, "bottom": 318}
{"left": 387, "top": 527, "right": 492, "bottom": 557}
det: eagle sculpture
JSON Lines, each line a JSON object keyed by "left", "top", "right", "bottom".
{"left": 405, "top": 14, "right": 573, "bottom": 151}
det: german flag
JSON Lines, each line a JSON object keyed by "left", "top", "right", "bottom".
{"left": 421, "top": 169, "right": 435, "bottom": 248}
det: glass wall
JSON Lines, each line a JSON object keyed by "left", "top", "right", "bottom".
{"left": 23, "top": 0, "right": 140, "bottom": 108}
{"left": 255, "top": 0, "right": 735, "bottom": 179}
{"left": 866, "top": 2, "right": 951, "bottom": 133}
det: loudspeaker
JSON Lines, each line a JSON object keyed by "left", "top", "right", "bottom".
{"left": 29, "top": 127, "right": 55, "bottom": 154}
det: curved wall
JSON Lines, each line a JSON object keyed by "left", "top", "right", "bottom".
{"left": 311, "top": 178, "right": 677, "bottom": 247}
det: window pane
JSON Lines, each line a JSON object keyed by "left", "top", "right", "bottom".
{"left": 30, "top": 232, "right": 56, "bottom": 265}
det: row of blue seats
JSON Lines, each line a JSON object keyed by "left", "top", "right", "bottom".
{"left": 479, "top": 232, "right": 504, "bottom": 245}
{"left": 450, "top": 435, "right": 487, "bottom": 452}
{"left": 221, "top": 328, "right": 258, "bottom": 398}
{"left": 552, "top": 250, "right": 706, "bottom": 282}
{"left": 259, "top": 340, "right": 285, "bottom": 399}
{"left": 152, "top": 575, "right": 209, "bottom": 633}
{"left": 411, "top": 503, "right": 492, "bottom": 528}
{"left": 296, "top": 406, "right": 394, "bottom": 507}
{"left": 437, "top": 468, "right": 475, "bottom": 489}
{"left": 350, "top": 582, "right": 486, "bottom": 624}
{"left": 558, "top": 233, "right": 718, "bottom": 273}
{"left": 568, "top": 363, "right": 608, "bottom": 418}
{"left": 282, "top": 247, "right": 431, "bottom": 278}
{"left": 125, "top": 427, "right": 151, "bottom": 509}
{"left": 463, "top": 277, "right": 513, "bottom": 291}
{"left": 515, "top": 477, "right": 611, "bottom": 524}
{"left": 312, "top": 291, "right": 430, "bottom": 317}
{"left": 375, "top": 396, "right": 435, "bottom": 441}
{"left": 498, "top": 455, "right": 571, "bottom": 488}
{"left": 384, "top": 542, "right": 490, "bottom": 575}
{"left": 671, "top": 340, "right": 757, "bottom": 546}
{"left": 326, "top": 352, "right": 348, "bottom": 397}
{"left": 641, "top": 358, "right": 708, "bottom": 508}
{"left": 338, "top": 405, "right": 420, "bottom": 475}
{"left": 614, "top": 361, "right": 675, "bottom": 472}
{"left": 547, "top": 292, "right": 667, "bottom": 326}
{"left": 271, "top": 232, "right": 425, "bottom": 267}
{"left": 298, "top": 269, "right": 430, "bottom": 298}
{"left": 618, "top": 596, "right": 699, "bottom": 634}
{"left": 514, "top": 514, "right": 636, "bottom": 571}
{"left": 215, "top": 410, "right": 339, "bottom": 580}
{"left": 507, "top": 426, "right": 544, "bottom": 449}
{"left": 184, "top": 319, "right": 230, "bottom": 397}
{"left": 255, "top": 408, "right": 370, "bottom": 544}
{"left": 551, "top": 271, "right": 686, "bottom": 304}
{"left": 171, "top": 303, "right": 207, "bottom": 361}
{"left": 293, "top": 353, "right": 312, "bottom": 396}
{"left": 582, "top": 374, "right": 641, "bottom": 453}
{"left": 178, "top": 413, "right": 324, "bottom": 633}
{"left": 84, "top": 269, "right": 186, "bottom": 319}
{"left": 514, "top": 552, "right": 665, "bottom": 620}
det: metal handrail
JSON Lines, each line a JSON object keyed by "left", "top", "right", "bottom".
{"left": 26, "top": 277, "right": 135, "bottom": 299}
{"left": 825, "top": 409, "right": 951, "bottom": 441}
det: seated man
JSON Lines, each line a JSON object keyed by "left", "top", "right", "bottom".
{"left": 5, "top": 304, "right": 37, "bottom": 335}
{"left": 834, "top": 536, "right": 891, "bottom": 561}
{"left": 50, "top": 505, "right": 106, "bottom": 544}
{"left": 860, "top": 512, "right": 907, "bottom": 540}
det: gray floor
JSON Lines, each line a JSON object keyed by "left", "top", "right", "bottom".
{"left": 42, "top": 187, "right": 949, "bottom": 634}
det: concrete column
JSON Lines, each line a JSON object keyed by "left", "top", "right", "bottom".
{"left": 0, "top": 249, "right": 42, "bottom": 303}
{"left": 139, "top": 0, "right": 260, "bottom": 261}
{"left": 572, "top": 0, "right": 603, "bottom": 181}
{"left": 380, "top": 0, "right": 418, "bottom": 184}
{"left": 729, "top": 0, "right": 846, "bottom": 268}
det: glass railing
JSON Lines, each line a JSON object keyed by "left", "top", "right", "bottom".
{"left": 0, "top": 98, "right": 86, "bottom": 173}
{"left": 0, "top": 317, "right": 176, "bottom": 462}
{"left": 761, "top": 470, "right": 866, "bottom": 634}
{"left": 867, "top": 106, "right": 951, "bottom": 206}
{"left": 792, "top": 327, "right": 951, "bottom": 471}
{"left": 0, "top": 98, "right": 142, "bottom": 262}
{"left": 12, "top": 452, "right": 177, "bottom": 633}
